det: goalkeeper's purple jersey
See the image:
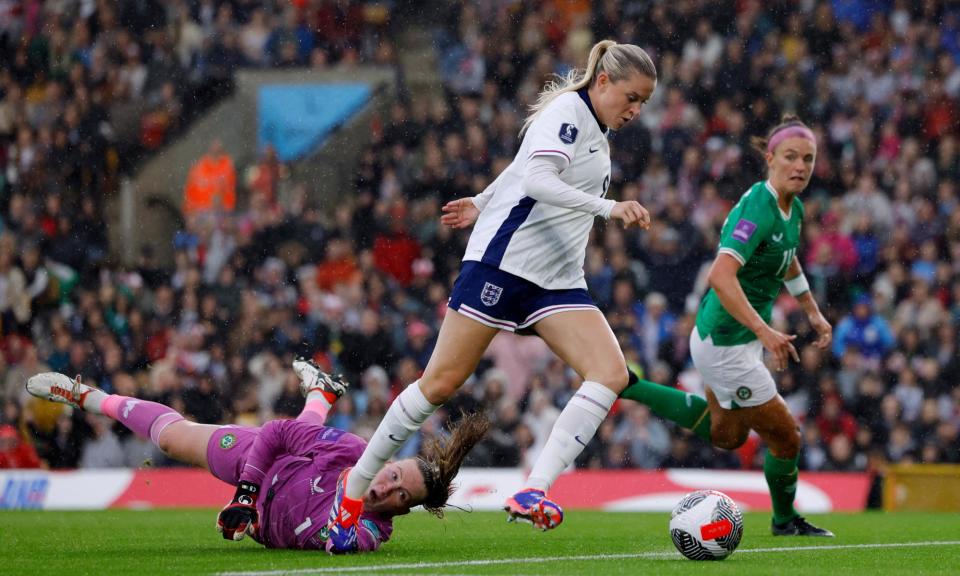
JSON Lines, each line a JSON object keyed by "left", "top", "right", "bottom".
{"left": 209, "top": 421, "right": 392, "bottom": 551}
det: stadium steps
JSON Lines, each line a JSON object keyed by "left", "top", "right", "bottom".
{"left": 106, "top": 67, "right": 398, "bottom": 267}
{"left": 396, "top": 26, "right": 445, "bottom": 101}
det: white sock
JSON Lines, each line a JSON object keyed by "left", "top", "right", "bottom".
{"left": 80, "top": 387, "right": 108, "bottom": 415}
{"left": 526, "top": 381, "right": 617, "bottom": 492}
{"left": 345, "top": 380, "right": 439, "bottom": 500}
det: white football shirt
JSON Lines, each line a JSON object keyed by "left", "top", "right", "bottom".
{"left": 463, "top": 90, "right": 611, "bottom": 290}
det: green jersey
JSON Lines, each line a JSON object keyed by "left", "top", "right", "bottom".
{"left": 696, "top": 181, "right": 805, "bottom": 346}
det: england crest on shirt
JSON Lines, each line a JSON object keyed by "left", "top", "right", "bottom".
{"left": 480, "top": 282, "right": 503, "bottom": 306}
{"left": 559, "top": 123, "right": 578, "bottom": 144}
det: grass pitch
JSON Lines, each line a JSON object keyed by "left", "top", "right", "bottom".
{"left": 2, "top": 510, "right": 958, "bottom": 575}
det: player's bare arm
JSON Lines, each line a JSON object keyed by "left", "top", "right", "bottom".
{"left": 784, "top": 256, "right": 832, "bottom": 350}
{"left": 707, "top": 252, "right": 798, "bottom": 371}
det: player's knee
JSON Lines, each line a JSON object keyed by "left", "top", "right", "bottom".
{"left": 774, "top": 427, "right": 802, "bottom": 459}
{"left": 713, "top": 433, "right": 746, "bottom": 451}
{"left": 419, "top": 371, "right": 465, "bottom": 404}
{"left": 157, "top": 429, "right": 176, "bottom": 455}
{"left": 584, "top": 365, "right": 629, "bottom": 392}
{"left": 711, "top": 423, "right": 748, "bottom": 451}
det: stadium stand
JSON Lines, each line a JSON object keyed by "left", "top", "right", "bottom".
{"left": 0, "top": 1, "right": 958, "bottom": 487}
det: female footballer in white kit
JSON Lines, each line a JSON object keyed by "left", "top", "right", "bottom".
{"left": 324, "top": 40, "right": 658, "bottom": 552}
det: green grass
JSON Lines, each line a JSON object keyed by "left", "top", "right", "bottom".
{"left": 2, "top": 510, "right": 959, "bottom": 575}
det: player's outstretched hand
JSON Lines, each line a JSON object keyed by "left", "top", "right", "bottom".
{"left": 217, "top": 481, "right": 260, "bottom": 542}
{"left": 758, "top": 326, "right": 799, "bottom": 372}
{"left": 809, "top": 312, "right": 833, "bottom": 350}
{"left": 441, "top": 198, "right": 480, "bottom": 229}
{"left": 610, "top": 201, "right": 651, "bottom": 229}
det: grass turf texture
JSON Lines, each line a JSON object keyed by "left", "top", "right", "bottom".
{"left": 2, "top": 510, "right": 958, "bottom": 575}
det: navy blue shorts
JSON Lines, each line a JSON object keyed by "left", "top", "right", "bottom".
{"left": 447, "top": 261, "right": 598, "bottom": 332}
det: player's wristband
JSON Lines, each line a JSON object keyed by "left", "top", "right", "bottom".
{"left": 234, "top": 481, "right": 260, "bottom": 505}
{"left": 784, "top": 274, "right": 810, "bottom": 297}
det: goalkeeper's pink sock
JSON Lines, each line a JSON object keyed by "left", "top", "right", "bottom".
{"left": 102, "top": 395, "right": 185, "bottom": 446}
{"left": 299, "top": 387, "right": 335, "bottom": 419}
{"left": 296, "top": 399, "right": 333, "bottom": 425}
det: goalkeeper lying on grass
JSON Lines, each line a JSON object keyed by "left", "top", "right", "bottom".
{"left": 26, "top": 360, "right": 488, "bottom": 553}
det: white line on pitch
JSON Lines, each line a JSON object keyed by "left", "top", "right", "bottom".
{"left": 218, "top": 540, "right": 960, "bottom": 576}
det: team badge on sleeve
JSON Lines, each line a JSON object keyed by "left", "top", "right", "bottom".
{"left": 559, "top": 123, "right": 578, "bottom": 144}
{"left": 480, "top": 282, "right": 503, "bottom": 306}
{"left": 732, "top": 219, "right": 757, "bottom": 243}
{"left": 220, "top": 433, "right": 236, "bottom": 449}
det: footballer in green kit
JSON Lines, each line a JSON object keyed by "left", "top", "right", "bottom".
{"left": 696, "top": 178, "right": 804, "bottom": 349}
{"left": 620, "top": 116, "right": 834, "bottom": 537}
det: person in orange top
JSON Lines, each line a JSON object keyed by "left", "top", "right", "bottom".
{"left": 183, "top": 140, "right": 237, "bottom": 216}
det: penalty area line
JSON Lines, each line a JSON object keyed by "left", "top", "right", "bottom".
{"left": 218, "top": 540, "right": 960, "bottom": 576}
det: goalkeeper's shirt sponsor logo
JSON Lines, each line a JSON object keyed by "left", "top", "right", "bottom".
{"left": 316, "top": 427, "right": 345, "bottom": 442}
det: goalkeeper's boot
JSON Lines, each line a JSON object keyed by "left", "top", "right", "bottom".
{"left": 325, "top": 467, "right": 363, "bottom": 553}
{"left": 771, "top": 516, "right": 834, "bottom": 537}
{"left": 503, "top": 488, "right": 564, "bottom": 531}
{"left": 293, "top": 358, "right": 349, "bottom": 400}
{"left": 26, "top": 372, "right": 98, "bottom": 411}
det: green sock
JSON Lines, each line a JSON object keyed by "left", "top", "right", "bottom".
{"left": 619, "top": 371, "right": 712, "bottom": 442}
{"left": 764, "top": 451, "right": 800, "bottom": 525}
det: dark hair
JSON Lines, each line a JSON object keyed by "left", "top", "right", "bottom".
{"left": 750, "top": 114, "right": 810, "bottom": 155}
{"left": 416, "top": 412, "right": 491, "bottom": 518}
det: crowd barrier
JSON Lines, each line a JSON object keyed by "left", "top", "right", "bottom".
{"left": 0, "top": 468, "right": 870, "bottom": 512}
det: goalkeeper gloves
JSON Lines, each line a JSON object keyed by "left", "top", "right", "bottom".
{"left": 325, "top": 468, "right": 362, "bottom": 554}
{"left": 217, "top": 481, "right": 260, "bottom": 541}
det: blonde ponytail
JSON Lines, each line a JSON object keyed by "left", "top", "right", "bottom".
{"left": 520, "top": 40, "right": 656, "bottom": 136}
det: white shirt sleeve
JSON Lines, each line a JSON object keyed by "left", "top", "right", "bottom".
{"left": 522, "top": 155, "right": 615, "bottom": 218}
{"left": 470, "top": 173, "right": 500, "bottom": 212}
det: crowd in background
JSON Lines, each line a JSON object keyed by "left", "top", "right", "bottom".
{"left": 0, "top": 0, "right": 397, "bottom": 468}
{"left": 1, "top": 1, "right": 959, "bottom": 486}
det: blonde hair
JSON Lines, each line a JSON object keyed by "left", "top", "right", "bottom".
{"left": 520, "top": 40, "right": 657, "bottom": 136}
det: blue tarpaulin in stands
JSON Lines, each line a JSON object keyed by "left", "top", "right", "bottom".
{"left": 257, "top": 84, "right": 371, "bottom": 161}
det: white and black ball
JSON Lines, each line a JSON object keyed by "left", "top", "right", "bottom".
{"left": 669, "top": 490, "right": 744, "bottom": 560}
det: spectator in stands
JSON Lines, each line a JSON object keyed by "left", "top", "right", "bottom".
{"left": 79, "top": 414, "right": 124, "bottom": 469}
{"left": 183, "top": 139, "right": 237, "bottom": 216}
{"left": 636, "top": 291, "right": 676, "bottom": 369}
{"left": 615, "top": 404, "right": 670, "bottom": 469}
{"left": 38, "top": 412, "right": 83, "bottom": 469}
{"left": 807, "top": 212, "right": 858, "bottom": 277}
{"left": 373, "top": 202, "right": 421, "bottom": 287}
{"left": 816, "top": 395, "right": 858, "bottom": 446}
{"left": 832, "top": 293, "right": 895, "bottom": 364}
{"left": 0, "top": 423, "right": 41, "bottom": 469}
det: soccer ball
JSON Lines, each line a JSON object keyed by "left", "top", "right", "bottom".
{"left": 669, "top": 490, "right": 744, "bottom": 561}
